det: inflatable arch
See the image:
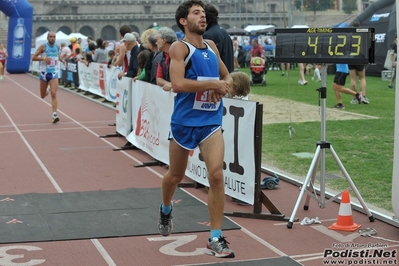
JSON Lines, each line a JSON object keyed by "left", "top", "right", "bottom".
{"left": 0, "top": 0, "right": 33, "bottom": 73}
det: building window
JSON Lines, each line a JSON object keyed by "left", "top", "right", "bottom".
{"left": 72, "top": 6, "right": 78, "bottom": 15}
{"left": 144, "top": 6, "right": 151, "bottom": 15}
{"left": 270, "top": 4, "right": 276, "bottom": 13}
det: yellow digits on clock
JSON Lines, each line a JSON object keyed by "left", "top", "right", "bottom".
{"left": 308, "top": 36, "right": 318, "bottom": 55}
{"left": 350, "top": 35, "right": 361, "bottom": 56}
{"left": 334, "top": 35, "right": 346, "bottom": 56}
{"left": 328, "top": 36, "right": 334, "bottom": 56}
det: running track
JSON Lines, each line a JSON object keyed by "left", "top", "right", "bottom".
{"left": 0, "top": 73, "right": 398, "bottom": 266}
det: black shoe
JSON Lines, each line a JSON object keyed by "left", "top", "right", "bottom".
{"left": 158, "top": 204, "right": 173, "bottom": 236}
{"left": 333, "top": 103, "right": 345, "bottom": 109}
{"left": 52, "top": 115, "right": 60, "bottom": 123}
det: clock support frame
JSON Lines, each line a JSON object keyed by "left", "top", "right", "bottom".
{"left": 286, "top": 65, "right": 375, "bottom": 229}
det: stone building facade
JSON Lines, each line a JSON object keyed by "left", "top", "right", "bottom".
{"left": 29, "top": 0, "right": 294, "bottom": 40}
{"left": 0, "top": 0, "right": 361, "bottom": 46}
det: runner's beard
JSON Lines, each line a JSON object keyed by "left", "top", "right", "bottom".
{"left": 187, "top": 20, "right": 205, "bottom": 35}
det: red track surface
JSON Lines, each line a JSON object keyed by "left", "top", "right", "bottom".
{"left": 0, "top": 74, "right": 398, "bottom": 266}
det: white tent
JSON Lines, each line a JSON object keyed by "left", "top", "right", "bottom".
{"left": 34, "top": 30, "right": 71, "bottom": 49}
{"left": 244, "top": 25, "right": 275, "bottom": 32}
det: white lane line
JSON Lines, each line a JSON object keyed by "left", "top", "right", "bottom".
{"left": 6, "top": 77, "right": 119, "bottom": 266}
{"left": 0, "top": 126, "right": 114, "bottom": 134}
{"left": 0, "top": 103, "right": 63, "bottom": 194}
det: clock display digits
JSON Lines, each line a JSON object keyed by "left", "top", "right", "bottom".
{"left": 334, "top": 35, "right": 346, "bottom": 56}
{"left": 308, "top": 36, "right": 318, "bottom": 56}
{"left": 350, "top": 35, "right": 361, "bottom": 56}
{"left": 294, "top": 35, "right": 306, "bottom": 56}
{"left": 327, "top": 36, "right": 334, "bottom": 56}
{"left": 274, "top": 28, "right": 374, "bottom": 64}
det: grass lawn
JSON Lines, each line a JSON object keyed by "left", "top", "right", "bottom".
{"left": 241, "top": 66, "right": 395, "bottom": 212}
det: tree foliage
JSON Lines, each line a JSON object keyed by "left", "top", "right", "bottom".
{"left": 342, "top": 0, "right": 358, "bottom": 14}
{"left": 294, "top": 0, "right": 334, "bottom": 12}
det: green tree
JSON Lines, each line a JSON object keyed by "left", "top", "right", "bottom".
{"left": 342, "top": 0, "right": 357, "bottom": 14}
{"left": 294, "top": 0, "right": 334, "bottom": 13}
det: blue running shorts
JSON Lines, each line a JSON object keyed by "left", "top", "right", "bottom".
{"left": 170, "top": 124, "right": 221, "bottom": 150}
{"left": 40, "top": 72, "right": 59, "bottom": 82}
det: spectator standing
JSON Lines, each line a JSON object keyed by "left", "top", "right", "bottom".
{"left": 107, "top": 50, "right": 116, "bottom": 68}
{"left": 202, "top": 4, "right": 234, "bottom": 73}
{"left": 232, "top": 36, "right": 239, "bottom": 71}
{"left": 140, "top": 29, "right": 157, "bottom": 51}
{"left": 155, "top": 27, "right": 177, "bottom": 91}
{"left": 349, "top": 21, "right": 369, "bottom": 104}
{"left": 114, "top": 25, "right": 132, "bottom": 72}
{"left": 249, "top": 38, "right": 264, "bottom": 59}
{"left": 83, "top": 36, "right": 93, "bottom": 54}
{"left": 69, "top": 37, "right": 79, "bottom": 58}
{"left": 60, "top": 43, "right": 72, "bottom": 61}
{"left": 281, "top": 63, "right": 290, "bottom": 76}
{"left": 77, "top": 37, "right": 82, "bottom": 49}
{"left": 332, "top": 64, "right": 362, "bottom": 109}
{"left": 117, "top": 33, "right": 139, "bottom": 79}
{"left": 92, "top": 38, "right": 109, "bottom": 64}
{"left": 134, "top": 49, "right": 150, "bottom": 81}
{"left": 312, "top": 63, "right": 322, "bottom": 81}
{"left": 84, "top": 42, "right": 96, "bottom": 65}
{"left": 0, "top": 43, "right": 8, "bottom": 81}
{"left": 144, "top": 32, "right": 161, "bottom": 84}
{"left": 158, "top": 0, "right": 234, "bottom": 259}
{"left": 297, "top": 63, "right": 308, "bottom": 85}
{"left": 388, "top": 33, "right": 397, "bottom": 89}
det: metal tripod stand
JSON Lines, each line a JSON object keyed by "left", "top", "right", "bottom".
{"left": 287, "top": 65, "right": 375, "bottom": 229}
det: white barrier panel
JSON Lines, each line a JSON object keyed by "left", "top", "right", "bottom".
{"left": 78, "top": 62, "right": 106, "bottom": 97}
{"left": 186, "top": 99, "right": 257, "bottom": 204}
{"left": 115, "top": 76, "right": 132, "bottom": 137}
{"left": 29, "top": 60, "right": 40, "bottom": 73}
{"left": 126, "top": 81, "right": 174, "bottom": 163}
{"left": 127, "top": 81, "right": 257, "bottom": 204}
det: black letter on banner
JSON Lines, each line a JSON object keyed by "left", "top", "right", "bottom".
{"left": 229, "top": 106, "right": 244, "bottom": 175}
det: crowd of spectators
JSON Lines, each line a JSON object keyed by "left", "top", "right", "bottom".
{"left": 62, "top": 5, "right": 252, "bottom": 89}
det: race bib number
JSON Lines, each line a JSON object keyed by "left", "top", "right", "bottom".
{"left": 192, "top": 76, "right": 221, "bottom": 111}
{"left": 47, "top": 58, "right": 58, "bottom": 67}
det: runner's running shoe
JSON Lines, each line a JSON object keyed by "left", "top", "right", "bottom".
{"left": 52, "top": 115, "right": 59, "bottom": 124}
{"left": 158, "top": 205, "right": 173, "bottom": 236}
{"left": 205, "top": 236, "right": 235, "bottom": 258}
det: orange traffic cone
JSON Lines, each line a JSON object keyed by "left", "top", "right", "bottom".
{"left": 328, "top": 190, "right": 362, "bottom": 232}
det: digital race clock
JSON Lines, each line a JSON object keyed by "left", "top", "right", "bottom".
{"left": 274, "top": 27, "right": 375, "bottom": 64}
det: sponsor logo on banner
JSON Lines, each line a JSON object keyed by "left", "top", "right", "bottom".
{"left": 122, "top": 88, "right": 128, "bottom": 114}
{"left": 99, "top": 64, "right": 106, "bottom": 96}
{"left": 375, "top": 33, "right": 386, "bottom": 43}
{"left": 370, "top": 12, "right": 390, "bottom": 22}
{"left": 107, "top": 67, "right": 121, "bottom": 101}
{"left": 135, "top": 90, "right": 160, "bottom": 147}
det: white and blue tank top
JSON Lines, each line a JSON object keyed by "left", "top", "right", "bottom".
{"left": 39, "top": 42, "right": 59, "bottom": 73}
{"left": 171, "top": 40, "right": 223, "bottom": 127}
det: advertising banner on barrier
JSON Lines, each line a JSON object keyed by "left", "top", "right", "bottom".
{"left": 127, "top": 81, "right": 174, "bottom": 163}
{"left": 186, "top": 99, "right": 257, "bottom": 204}
{"left": 105, "top": 66, "right": 122, "bottom": 103}
{"left": 78, "top": 62, "right": 106, "bottom": 96}
{"left": 68, "top": 60, "right": 79, "bottom": 87}
{"left": 115, "top": 77, "right": 132, "bottom": 137}
{"left": 127, "top": 81, "right": 257, "bottom": 204}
